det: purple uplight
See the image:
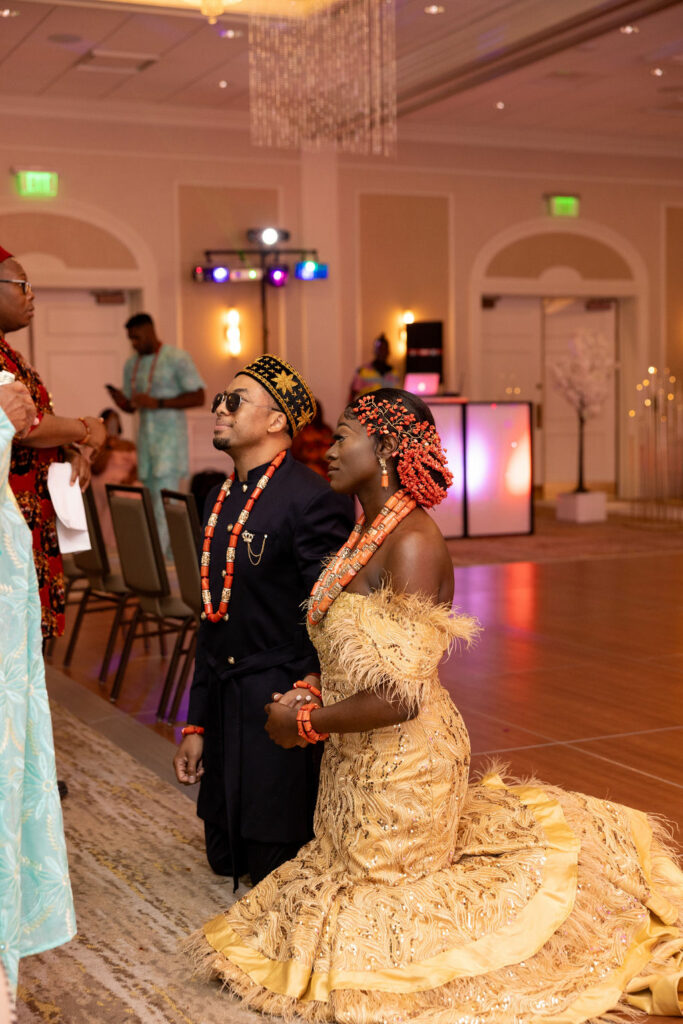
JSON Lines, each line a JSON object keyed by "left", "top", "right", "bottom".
{"left": 266, "top": 264, "right": 289, "bottom": 287}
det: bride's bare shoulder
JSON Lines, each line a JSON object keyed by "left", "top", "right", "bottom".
{"left": 383, "top": 509, "right": 452, "bottom": 600}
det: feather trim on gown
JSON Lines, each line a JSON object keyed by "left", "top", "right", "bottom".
{"left": 185, "top": 589, "right": 683, "bottom": 1024}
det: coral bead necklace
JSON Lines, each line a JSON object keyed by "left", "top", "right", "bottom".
{"left": 307, "top": 488, "right": 416, "bottom": 625}
{"left": 200, "top": 449, "right": 287, "bottom": 623}
{"left": 131, "top": 345, "right": 162, "bottom": 395}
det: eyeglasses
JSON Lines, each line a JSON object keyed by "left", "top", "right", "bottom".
{"left": 0, "top": 279, "right": 32, "bottom": 295}
{"left": 212, "top": 390, "right": 280, "bottom": 415}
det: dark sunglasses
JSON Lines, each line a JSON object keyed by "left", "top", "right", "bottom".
{"left": 212, "top": 390, "right": 280, "bottom": 415}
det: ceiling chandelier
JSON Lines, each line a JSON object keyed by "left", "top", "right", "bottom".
{"left": 82, "top": 0, "right": 396, "bottom": 155}
{"left": 248, "top": 0, "right": 397, "bottom": 156}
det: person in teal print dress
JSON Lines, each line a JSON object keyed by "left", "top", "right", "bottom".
{"left": 0, "top": 379, "right": 76, "bottom": 992}
{"left": 108, "top": 312, "right": 205, "bottom": 555}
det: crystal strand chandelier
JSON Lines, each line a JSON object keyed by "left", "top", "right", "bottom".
{"left": 248, "top": 0, "right": 397, "bottom": 156}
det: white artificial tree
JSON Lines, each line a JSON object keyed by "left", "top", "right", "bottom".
{"left": 550, "top": 330, "right": 614, "bottom": 494}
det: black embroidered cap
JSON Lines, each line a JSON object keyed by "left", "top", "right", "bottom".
{"left": 238, "top": 354, "right": 317, "bottom": 436}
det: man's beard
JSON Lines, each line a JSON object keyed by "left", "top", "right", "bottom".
{"left": 213, "top": 435, "right": 232, "bottom": 453}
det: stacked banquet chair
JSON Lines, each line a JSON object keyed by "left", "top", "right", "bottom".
{"left": 61, "top": 485, "right": 133, "bottom": 683}
{"left": 156, "top": 489, "right": 203, "bottom": 722}
{"left": 106, "top": 484, "right": 195, "bottom": 706}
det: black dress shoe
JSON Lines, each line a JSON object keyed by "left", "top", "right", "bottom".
{"left": 57, "top": 780, "right": 69, "bottom": 801}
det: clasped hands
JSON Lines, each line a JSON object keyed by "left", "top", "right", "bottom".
{"left": 264, "top": 688, "right": 322, "bottom": 749}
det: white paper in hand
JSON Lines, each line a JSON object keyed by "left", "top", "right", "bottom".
{"left": 47, "top": 462, "right": 92, "bottom": 553}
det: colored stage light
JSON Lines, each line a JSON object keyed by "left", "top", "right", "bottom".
{"left": 193, "top": 265, "right": 230, "bottom": 282}
{"left": 229, "top": 268, "right": 264, "bottom": 282}
{"left": 294, "top": 260, "right": 329, "bottom": 280}
{"left": 266, "top": 264, "right": 289, "bottom": 287}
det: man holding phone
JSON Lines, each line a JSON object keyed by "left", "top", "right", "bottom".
{"left": 107, "top": 312, "right": 204, "bottom": 553}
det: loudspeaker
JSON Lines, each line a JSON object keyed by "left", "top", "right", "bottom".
{"left": 405, "top": 321, "right": 443, "bottom": 380}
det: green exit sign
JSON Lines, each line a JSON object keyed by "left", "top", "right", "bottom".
{"left": 15, "top": 170, "right": 59, "bottom": 197}
{"left": 546, "top": 194, "right": 580, "bottom": 217}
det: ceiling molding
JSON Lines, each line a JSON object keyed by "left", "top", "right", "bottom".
{"left": 397, "top": 120, "right": 683, "bottom": 160}
{"left": 397, "top": 0, "right": 683, "bottom": 117}
{"left": 1, "top": 91, "right": 682, "bottom": 162}
{"left": 0, "top": 92, "right": 252, "bottom": 130}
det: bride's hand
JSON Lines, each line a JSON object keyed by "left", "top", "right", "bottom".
{"left": 271, "top": 688, "right": 321, "bottom": 709}
{"left": 264, "top": 699, "right": 320, "bottom": 748}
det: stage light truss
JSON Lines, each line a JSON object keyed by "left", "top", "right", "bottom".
{"left": 193, "top": 246, "right": 328, "bottom": 352}
{"left": 192, "top": 247, "right": 328, "bottom": 287}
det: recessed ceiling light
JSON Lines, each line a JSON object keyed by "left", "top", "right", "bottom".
{"left": 651, "top": 66, "right": 665, "bottom": 77}
{"left": 424, "top": 5, "right": 444, "bottom": 13}
{"left": 619, "top": 24, "right": 639, "bottom": 34}
{"left": 219, "top": 27, "right": 242, "bottom": 38}
{"left": 219, "top": 79, "right": 229, "bottom": 88}
{"left": 495, "top": 101, "right": 505, "bottom": 110}
{"left": 0, "top": 8, "right": 19, "bottom": 16}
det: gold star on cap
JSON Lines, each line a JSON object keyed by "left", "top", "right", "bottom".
{"left": 272, "top": 369, "right": 297, "bottom": 395}
{"left": 237, "top": 354, "right": 316, "bottom": 436}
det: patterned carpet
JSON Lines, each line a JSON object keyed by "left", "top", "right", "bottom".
{"left": 16, "top": 702, "right": 257, "bottom": 1024}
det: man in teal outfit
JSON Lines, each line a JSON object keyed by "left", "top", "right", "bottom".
{"left": 108, "top": 312, "right": 205, "bottom": 553}
{"left": 0, "top": 377, "right": 76, "bottom": 990}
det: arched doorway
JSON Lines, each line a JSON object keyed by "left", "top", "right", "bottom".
{"left": 469, "top": 219, "right": 648, "bottom": 497}
{"left": 0, "top": 205, "right": 155, "bottom": 424}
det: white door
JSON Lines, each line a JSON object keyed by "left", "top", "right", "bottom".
{"left": 479, "top": 296, "right": 544, "bottom": 486}
{"left": 479, "top": 295, "right": 617, "bottom": 494}
{"left": 543, "top": 299, "right": 616, "bottom": 493}
{"left": 17, "top": 290, "right": 134, "bottom": 436}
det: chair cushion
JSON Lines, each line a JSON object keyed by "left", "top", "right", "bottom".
{"left": 98, "top": 573, "right": 129, "bottom": 596}
{"left": 139, "top": 594, "right": 195, "bottom": 620}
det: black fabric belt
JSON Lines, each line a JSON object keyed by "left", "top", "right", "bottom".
{"left": 205, "top": 639, "right": 302, "bottom": 682}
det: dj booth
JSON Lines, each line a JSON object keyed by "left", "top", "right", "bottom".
{"left": 424, "top": 397, "right": 533, "bottom": 539}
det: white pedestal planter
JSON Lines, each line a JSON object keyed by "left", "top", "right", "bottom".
{"left": 556, "top": 491, "right": 607, "bottom": 523}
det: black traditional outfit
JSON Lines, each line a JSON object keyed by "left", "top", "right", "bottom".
{"left": 188, "top": 357, "right": 353, "bottom": 888}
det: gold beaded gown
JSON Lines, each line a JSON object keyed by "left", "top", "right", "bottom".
{"left": 188, "top": 589, "right": 683, "bottom": 1023}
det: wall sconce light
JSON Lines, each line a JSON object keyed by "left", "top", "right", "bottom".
{"left": 223, "top": 308, "right": 241, "bottom": 356}
{"left": 396, "top": 310, "right": 415, "bottom": 356}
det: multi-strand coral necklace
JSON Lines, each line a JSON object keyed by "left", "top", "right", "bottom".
{"left": 307, "top": 489, "right": 416, "bottom": 625}
{"left": 200, "top": 449, "right": 287, "bottom": 623}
